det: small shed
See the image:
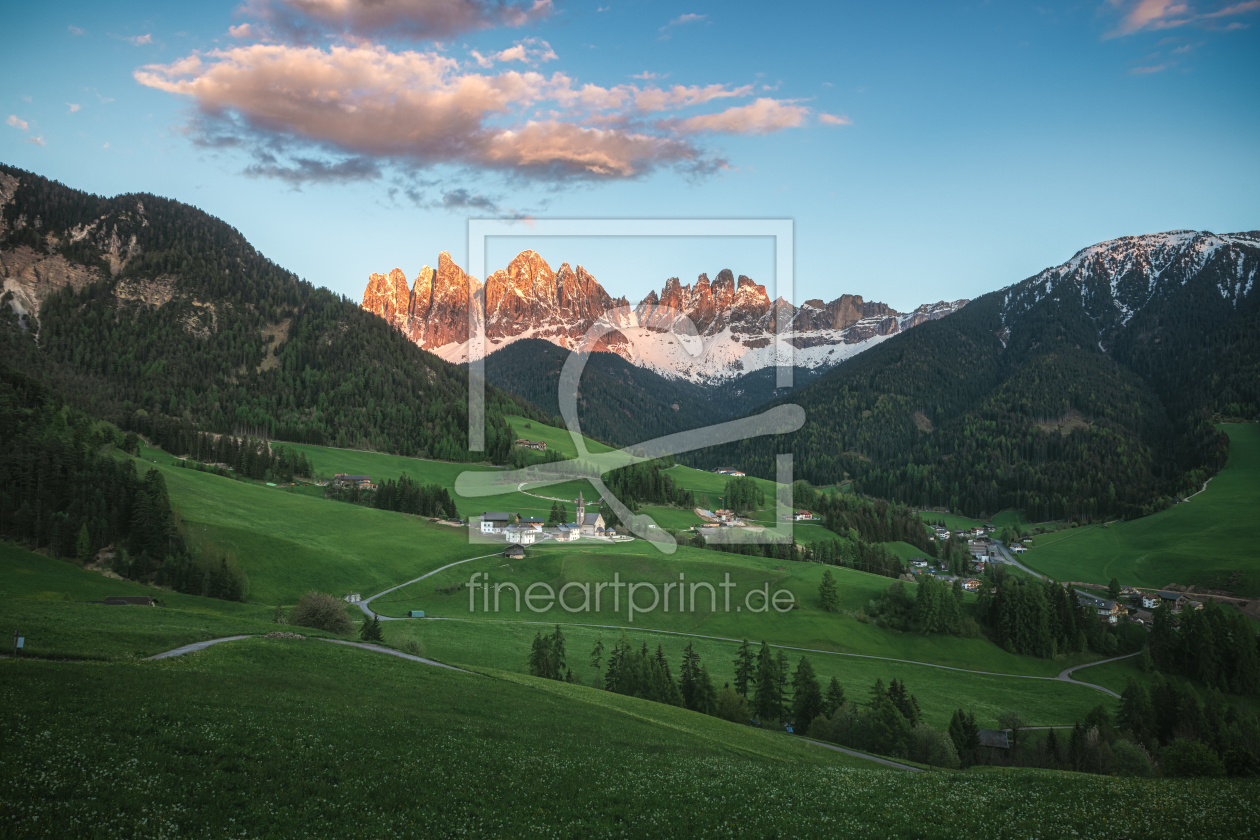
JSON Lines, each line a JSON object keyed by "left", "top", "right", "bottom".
{"left": 102, "top": 596, "right": 157, "bottom": 607}
{"left": 409, "top": 610, "right": 426, "bottom": 618}
{"left": 978, "top": 729, "right": 1010, "bottom": 749}
{"left": 505, "top": 543, "right": 526, "bottom": 560}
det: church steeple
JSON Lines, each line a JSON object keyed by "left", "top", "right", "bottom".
{"left": 576, "top": 491, "right": 585, "bottom": 525}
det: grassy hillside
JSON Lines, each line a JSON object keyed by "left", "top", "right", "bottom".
{"left": 5, "top": 639, "right": 1254, "bottom": 839}
{"left": 0, "top": 542, "right": 327, "bottom": 659}
{"left": 1022, "top": 423, "right": 1259, "bottom": 594}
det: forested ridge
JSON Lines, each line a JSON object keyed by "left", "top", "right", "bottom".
{"left": 0, "top": 163, "right": 547, "bottom": 464}
{"left": 684, "top": 250, "right": 1254, "bottom": 521}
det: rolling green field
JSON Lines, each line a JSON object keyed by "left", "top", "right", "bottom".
{"left": 1022, "top": 423, "right": 1260, "bottom": 595}
{"left": 5, "top": 638, "right": 1254, "bottom": 839}
{"left": 0, "top": 542, "right": 328, "bottom": 660}
{"left": 371, "top": 544, "right": 1108, "bottom": 680}
{"left": 388, "top": 618, "right": 1115, "bottom": 729}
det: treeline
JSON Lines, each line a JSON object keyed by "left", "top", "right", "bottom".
{"left": 326, "top": 473, "right": 460, "bottom": 520}
{"left": 976, "top": 567, "right": 1142, "bottom": 658}
{"left": 0, "top": 363, "right": 246, "bottom": 600}
{"left": 0, "top": 162, "right": 545, "bottom": 466}
{"left": 175, "top": 430, "right": 313, "bottom": 483}
{"left": 1147, "top": 600, "right": 1260, "bottom": 695}
{"left": 865, "top": 576, "right": 972, "bottom": 636}
{"left": 947, "top": 682, "right": 1260, "bottom": 777}
{"left": 795, "top": 481, "right": 936, "bottom": 554}
{"left": 723, "top": 476, "right": 764, "bottom": 513}
{"left": 604, "top": 459, "right": 695, "bottom": 510}
{"left": 799, "top": 538, "right": 905, "bottom": 579}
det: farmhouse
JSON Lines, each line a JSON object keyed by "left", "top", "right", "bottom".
{"left": 968, "top": 540, "right": 989, "bottom": 557}
{"left": 794, "top": 510, "right": 813, "bottom": 521}
{"left": 514, "top": 439, "right": 547, "bottom": 451}
{"left": 962, "top": 579, "right": 982, "bottom": 592}
{"left": 504, "top": 543, "right": 526, "bottom": 560}
{"left": 714, "top": 468, "right": 746, "bottom": 477}
{"left": 548, "top": 524, "right": 579, "bottom": 542}
{"left": 332, "top": 474, "right": 376, "bottom": 490}
{"left": 1140, "top": 592, "right": 1162, "bottom": 609}
{"left": 910, "top": 559, "right": 929, "bottom": 568}
{"left": 519, "top": 517, "right": 545, "bottom": 532}
{"left": 1076, "top": 590, "right": 1123, "bottom": 625}
{"left": 1009, "top": 544, "right": 1027, "bottom": 554}
{"left": 479, "top": 512, "right": 514, "bottom": 534}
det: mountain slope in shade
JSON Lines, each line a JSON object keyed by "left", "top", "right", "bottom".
{"left": 360, "top": 250, "right": 967, "bottom": 384}
{"left": 684, "top": 229, "right": 1258, "bottom": 523}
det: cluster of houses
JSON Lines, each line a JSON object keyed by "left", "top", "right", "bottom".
{"left": 712, "top": 468, "right": 746, "bottom": 477}
{"left": 513, "top": 439, "right": 547, "bottom": 452}
{"left": 477, "top": 492, "right": 617, "bottom": 545}
{"left": 907, "top": 558, "right": 984, "bottom": 591}
{"left": 332, "top": 474, "right": 377, "bottom": 491}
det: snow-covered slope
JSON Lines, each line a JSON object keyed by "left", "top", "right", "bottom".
{"left": 361, "top": 249, "right": 967, "bottom": 385}
{"left": 999, "top": 230, "right": 1259, "bottom": 345}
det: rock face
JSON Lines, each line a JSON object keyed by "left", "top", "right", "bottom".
{"left": 360, "top": 249, "right": 968, "bottom": 384}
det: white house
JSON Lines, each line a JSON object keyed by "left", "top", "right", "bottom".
{"left": 504, "top": 525, "right": 538, "bottom": 545}
{"left": 519, "top": 517, "right": 545, "bottom": 532}
{"left": 1141, "top": 592, "right": 1161, "bottom": 609}
{"left": 479, "top": 512, "right": 513, "bottom": 534}
{"left": 794, "top": 510, "right": 813, "bottom": 521}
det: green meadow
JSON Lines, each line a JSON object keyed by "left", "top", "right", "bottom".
{"left": 388, "top": 617, "right": 1114, "bottom": 729}
{"left": 373, "top": 544, "right": 1103, "bottom": 679}
{"left": 4, "top": 638, "right": 1254, "bottom": 839}
{"left": 0, "top": 542, "right": 325, "bottom": 660}
{"left": 1022, "top": 423, "right": 1260, "bottom": 595}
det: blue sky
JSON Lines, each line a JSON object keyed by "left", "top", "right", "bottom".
{"left": 2, "top": 0, "right": 1257, "bottom": 310}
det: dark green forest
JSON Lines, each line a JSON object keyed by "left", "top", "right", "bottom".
{"left": 684, "top": 261, "right": 1254, "bottom": 520}
{"left": 0, "top": 163, "right": 546, "bottom": 465}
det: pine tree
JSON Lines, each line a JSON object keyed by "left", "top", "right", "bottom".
{"left": 752, "top": 641, "right": 778, "bottom": 721}
{"left": 825, "top": 677, "right": 846, "bottom": 716}
{"left": 818, "top": 569, "right": 840, "bottom": 612}
{"left": 75, "top": 523, "right": 91, "bottom": 565}
{"left": 1108, "top": 577, "right": 1122, "bottom": 600}
{"left": 590, "top": 636, "right": 605, "bottom": 689}
{"left": 790, "top": 656, "right": 824, "bottom": 727}
{"left": 733, "top": 639, "right": 756, "bottom": 697}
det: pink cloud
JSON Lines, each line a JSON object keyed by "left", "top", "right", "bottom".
{"left": 675, "top": 98, "right": 810, "bottom": 135}
{"left": 128, "top": 33, "right": 153, "bottom": 45}
{"left": 134, "top": 43, "right": 708, "bottom": 181}
{"left": 1105, "top": 0, "right": 1260, "bottom": 37}
{"left": 243, "top": 0, "right": 554, "bottom": 40}
{"left": 818, "top": 112, "right": 852, "bottom": 126}
{"left": 6, "top": 115, "right": 29, "bottom": 130}
{"left": 229, "top": 23, "right": 256, "bottom": 38}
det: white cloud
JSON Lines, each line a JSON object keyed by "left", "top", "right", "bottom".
{"left": 470, "top": 37, "right": 556, "bottom": 68}
{"left": 25, "top": 135, "right": 46, "bottom": 146}
{"left": 658, "top": 12, "right": 707, "bottom": 38}
{"left": 818, "top": 112, "right": 852, "bottom": 125}
{"left": 67, "top": 103, "right": 82, "bottom": 113}
{"left": 229, "top": 23, "right": 256, "bottom": 38}
{"left": 7, "top": 114, "right": 29, "bottom": 130}
{"left": 128, "top": 34, "right": 153, "bottom": 45}
{"left": 68, "top": 25, "right": 85, "bottom": 35}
